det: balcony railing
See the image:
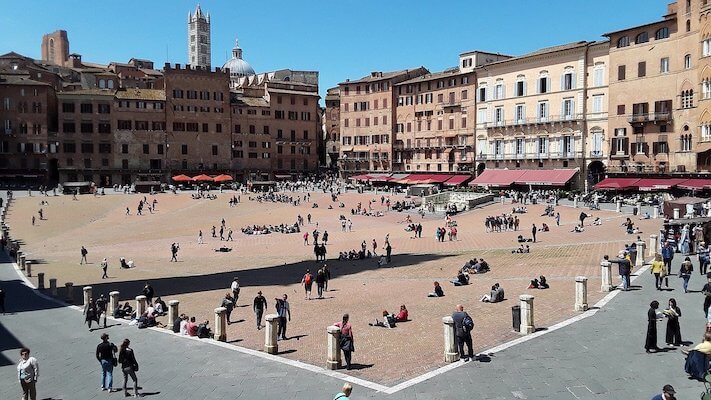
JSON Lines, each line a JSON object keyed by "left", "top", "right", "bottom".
{"left": 589, "top": 150, "right": 604, "bottom": 158}
{"left": 477, "top": 151, "right": 584, "bottom": 161}
{"left": 482, "top": 114, "right": 584, "bottom": 130}
{"left": 627, "top": 112, "right": 671, "bottom": 123}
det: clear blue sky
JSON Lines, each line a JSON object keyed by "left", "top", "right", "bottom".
{"left": 0, "top": 0, "right": 670, "bottom": 103}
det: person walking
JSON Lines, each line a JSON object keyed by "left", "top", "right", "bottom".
{"left": 650, "top": 254, "right": 665, "bottom": 290}
{"left": 85, "top": 298, "right": 98, "bottom": 330}
{"left": 17, "top": 347, "right": 38, "bottom": 400}
{"left": 650, "top": 384, "right": 676, "bottom": 400}
{"left": 335, "top": 314, "right": 354, "bottom": 370}
{"left": 276, "top": 294, "right": 291, "bottom": 340}
{"left": 645, "top": 300, "right": 661, "bottom": 353}
{"left": 101, "top": 258, "right": 109, "bottom": 279}
{"left": 170, "top": 243, "right": 179, "bottom": 262}
{"left": 80, "top": 246, "right": 88, "bottom": 265}
{"left": 221, "top": 293, "right": 235, "bottom": 324}
{"left": 332, "top": 383, "right": 353, "bottom": 400}
{"left": 96, "top": 333, "right": 118, "bottom": 392}
{"left": 664, "top": 298, "right": 682, "bottom": 347}
{"left": 302, "top": 269, "right": 313, "bottom": 300}
{"left": 679, "top": 256, "right": 694, "bottom": 293}
{"left": 531, "top": 224, "right": 537, "bottom": 243}
{"left": 198, "top": 230, "right": 204, "bottom": 244}
{"left": 95, "top": 294, "right": 108, "bottom": 329}
{"left": 661, "top": 241, "right": 674, "bottom": 286}
{"left": 118, "top": 339, "right": 140, "bottom": 397}
{"left": 385, "top": 241, "right": 392, "bottom": 263}
{"left": 699, "top": 243, "right": 710, "bottom": 276}
{"left": 323, "top": 264, "right": 331, "bottom": 292}
{"left": 451, "top": 304, "right": 475, "bottom": 361}
{"left": 316, "top": 268, "right": 326, "bottom": 299}
{"left": 231, "top": 277, "right": 240, "bottom": 303}
{"left": 253, "top": 291, "right": 267, "bottom": 329}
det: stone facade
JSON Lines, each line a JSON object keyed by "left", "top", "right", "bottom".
{"left": 324, "top": 87, "right": 340, "bottom": 169}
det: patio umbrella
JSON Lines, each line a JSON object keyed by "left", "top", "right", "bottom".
{"left": 213, "top": 174, "right": 234, "bottom": 183}
{"left": 192, "top": 174, "right": 214, "bottom": 182}
{"left": 171, "top": 174, "right": 192, "bottom": 182}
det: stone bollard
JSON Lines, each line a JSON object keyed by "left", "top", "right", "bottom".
{"left": 573, "top": 196, "right": 578, "bottom": 209}
{"left": 673, "top": 208, "right": 680, "bottom": 219}
{"left": 109, "top": 291, "right": 120, "bottom": 316}
{"left": 635, "top": 241, "right": 646, "bottom": 267}
{"left": 19, "top": 254, "right": 26, "bottom": 271}
{"left": 500, "top": 195, "right": 505, "bottom": 205}
{"left": 265, "top": 314, "right": 279, "bottom": 354}
{"left": 616, "top": 200, "right": 622, "bottom": 213}
{"left": 519, "top": 295, "right": 535, "bottom": 334}
{"left": 83, "top": 286, "right": 93, "bottom": 307}
{"left": 653, "top": 206, "right": 659, "bottom": 219}
{"left": 442, "top": 316, "right": 459, "bottom": 362}
{"left": 637, "top": 202, "right": 643, "bottom": 216}
{"left": 553, "top": 197, "right": 558, "bottom": 206}
{"left": 135, "top": 295, "right": 147, "bottom": 316}
{"left": 168, "top": 300, "right": 180, "bottom": 328}
{"left": 214, "top": 307, "right": 227, "bottom": 342}
{"left": 600, "top": 260, "right": 612, "bottom": 292}
{"left": 49, "top": 278, "right": 57, "bottom": 296}
{"left": 37, "top": 272, "right": 44, "bottom": 289}
{"left": 65, "top": 282, "right": 74, "bottom": 303}
{"left": 574, "top": 276, "right": 588, "bottom": 311}
{"left": 16, "top": 250, "right": 22, "bottom": 265}
{"left": 649, "top": 235, "right": 658, "bottom": 257}
{"left": 25, "top": 261, "right": 31, "bottom": 277}
{"left": 326, "top": 325, "right": 342, "bottom": 370}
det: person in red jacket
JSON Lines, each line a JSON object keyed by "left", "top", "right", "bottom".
{"left": 395, "top": 305, "right": 409, "bottom": 322}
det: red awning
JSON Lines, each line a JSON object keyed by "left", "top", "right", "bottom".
{"left": 402, "top": 174, "right": 431, "bottom": 184}
{"left": 635, "top": 178, "right": 687, "bottom": 191}
{"left": 677, "top": 179, "right": 711, "bottom": 190}
{"left": 593, "top": 178, "right": 641, "bottom": 190}
{"left": 421, "top": 174, "right": 453, "bottom": 184}
{"left": 192, "top": 174, "right": 214, "bottom": 182}
{"left": 514, "top": 169, "right": 578, "bottom": 186}
{"left": 469, "top": 170, "right": 525, "bottom": 187}
{"left": 213, "top": 174, "right": 234, "bottom": 183}
{"left": 369, "top": 175, "right": 393, "bottom": 182}
{"left": 350, "top": 174, "right": 372, "bottom": 181}
{"left": 444, "top": 175, "right": 472, "bottom": 186}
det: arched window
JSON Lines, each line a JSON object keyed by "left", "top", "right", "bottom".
{"left": 687, "top": 20, "right": 691, "bottom": 32}
{"left": 107, "top": 80, "right": 114, "bottom": 89}
{"left": 48, "top": 38, "right": 55, "bottom": 61}
{"left": 682, "top": 89, "right": 694, "bottom": 108}
{"left": 617, "top": 36, "right": 630, "bottom": 48}
{"left": 655, "top": 27, "right": 669, "bottom": 40}
{"left": 685, "top": 54, "right": 692, "bottom": 69}
{"left": 98, "top": 79, "right": 106, "bottom": 89}
{"left": 636, "top": 32, "right": 649, "bottom": 44}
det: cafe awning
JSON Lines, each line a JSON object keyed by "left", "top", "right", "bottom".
{"left": 444, "top": 175, "right": 472, "bottom": 186}
{"left": 635, "top": 178, "right": 687, "bottom": 191}
{"left": 469, "top": 170, "right": 524, "bottom": 187}
{"left": 593, "top": 178, "right": 641, "bottom": 190}
{"left": 514, "top": 169, "right": 578, "bottom": 186}
{"left": 677, "top": 179, "right": 711, "bottom": 190}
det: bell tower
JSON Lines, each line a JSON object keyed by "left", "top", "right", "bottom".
{"left": 188, "top": 4, "right": 211, "bottom": 68}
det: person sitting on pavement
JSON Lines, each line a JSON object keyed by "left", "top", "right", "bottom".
{"left": 682, "top": 332, "right": 711, "bottom": 355}
{"left": 528, "top": 279, "right": 540, "bottom": 289}
{"left": 369, "top": 310, "right": 397, "bottom": 328}
{"left": 428, "top": 281, "right": 445, "bottom": 297}
{"left": 538, "top": 275, "right": 550, "bottom": 289}
{"left": 154, "top": 297, "right": 167, "bottom": 315}
{"left": 593, "top": 217, "right": 602, "bottom": 226}
{"left": 480, "top": 283, "right": 505, "bottom": 303}
{"left": 197, "top": 320, "right": 213, "bottom": 338}
{"left": 186, "top": 316, "right": 198, "bottom": 336}
{"left": 539, "top": 223, "right": 550, "bottom": 232}
{"left": 472, "top": 259, "right": 490, "bottom": 274}
{"left": 451, "top": 270, "right": 469, "bottom": 286}
{"left": 395, "top": 305, "right": 409, "bottom": 322}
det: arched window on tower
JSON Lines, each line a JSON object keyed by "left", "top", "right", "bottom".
{"left": 48, "top": 38, "right": 55, "bottom": 61}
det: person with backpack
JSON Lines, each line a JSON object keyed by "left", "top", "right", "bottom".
{"left": 301, "top": 270, "right": 313, "bottom": 300}
{"left": 451, "top": 304, "right": 475, "bottom": 361}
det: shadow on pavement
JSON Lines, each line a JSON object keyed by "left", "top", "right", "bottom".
{"left": 64, "top": 253, "right": 456, "bottom": 301}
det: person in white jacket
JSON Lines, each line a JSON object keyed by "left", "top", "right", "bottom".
{"left": 17, "top": 347, "right": 38, "bottom": 400}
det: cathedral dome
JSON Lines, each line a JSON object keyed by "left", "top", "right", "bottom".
{"left": 223, "top": 39, "right": 255, "bottom": 77}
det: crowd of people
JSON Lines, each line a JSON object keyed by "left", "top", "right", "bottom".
{"left": 241, "top": 223, "right": 300, "bottom": 235}
{"left": 484, "top": 214, "right": 520, "bottom": 232}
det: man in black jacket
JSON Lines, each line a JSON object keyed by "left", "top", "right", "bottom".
{"left": 96, "top": 333, "right": 117, "bottom": 392}
{"left": 606, "top": 252, "right": 631, "bottom": 291}
{"left": 451, "top": 304, "right": 474, "bottom": 361}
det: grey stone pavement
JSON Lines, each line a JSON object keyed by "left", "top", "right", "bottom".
{"left": 1, "top": 194, "right": 709, "bottom": 399}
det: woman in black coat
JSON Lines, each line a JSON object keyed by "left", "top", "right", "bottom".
{"left": 645, "top": 300, "right": 661, "bottom": 353}
{"left": 664, "top": 298, "right": 682, "bottom": 346}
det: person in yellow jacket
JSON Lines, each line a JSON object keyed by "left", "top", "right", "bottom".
{"left": 651, "top": 253, "right": 665, "bottom": 290}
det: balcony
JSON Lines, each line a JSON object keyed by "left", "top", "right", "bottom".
{"left": 627, "top": 112, "right": 671, "bottom": 124}
{"left": 442, "top": 100, "right": 461, "bottom": 108}
{"left": 589, "top": 150, "right": 604, "bottom": 158}
{"left": 485, "top": 114, "right": 584, "bottom": 131}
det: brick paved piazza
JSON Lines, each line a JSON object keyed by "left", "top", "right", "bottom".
{"left": 5, "top": 190, "right": 660, "bottom": 384}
